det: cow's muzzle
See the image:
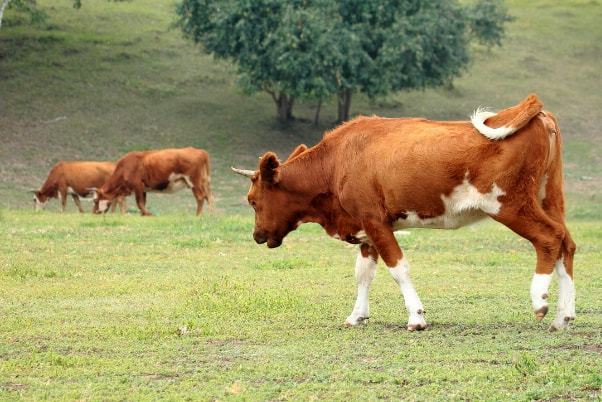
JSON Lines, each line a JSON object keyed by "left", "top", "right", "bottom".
{"left": 253, "top": 230, "right": 268, "bottom": 244}
{"left": 267, "top": 238, "right": 282, "bottom": 248}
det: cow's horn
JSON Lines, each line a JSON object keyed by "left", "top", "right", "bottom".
{"left": 231, "top": 167, "right": 255, "bottom": 178}
{"left": 28, "top": 189, "right": 38, "bottom": 193}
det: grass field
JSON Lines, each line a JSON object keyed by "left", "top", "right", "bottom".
{"left": 1, "top": 211, "right": 601, "bottom": 400}
{"left": 1, "top": 0, "right": 601, "bottom": 400}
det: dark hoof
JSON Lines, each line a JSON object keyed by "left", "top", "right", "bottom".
{"left": 407, "top": 323, "right": 427, "bottom": 332}
{"left": 344, "top": 316, "right": 369, "bottom": 327}
{"left": 535, "top": 306, "right": 548, "bottom": 321}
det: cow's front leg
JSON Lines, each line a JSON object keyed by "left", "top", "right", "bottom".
{"left": 135, "top": 189, "right": 152, "bottom": 216}
{"left": 389, "top": 257, "right": 427, "bottom": 331}
{"left": 363, "top": 220, "right": 427, "bottom": 331}
{"left": 71, "top": 194, "right": 85, "bottom": 213}
{"left": 345, "top": 244, "right": 378, "bottom": 326}
{"left": 59, "top": 189, "right": 68, "bottom": 212}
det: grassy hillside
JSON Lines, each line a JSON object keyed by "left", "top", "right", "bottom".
{"left": 1, "top": 212, "right": 600, "bottom": 400}
{"left": 0, "top": 0, "right": 601, "bottom": 216}
{"left": 1, "top": 2, "right": 601, "bottom": 400}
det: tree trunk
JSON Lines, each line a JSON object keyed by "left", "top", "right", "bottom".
{"left": 337, "top": 89, "right": 352, "bottom": 122}
{"left": 0, "top": 0, "right": 11, "bottom": 29}
{"left": 275, "top": 93, "right": 294, "bottom": 124}
{"left": 313, "top": 100, "right": 322, "bottom": 126}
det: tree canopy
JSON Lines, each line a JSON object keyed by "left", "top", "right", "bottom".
{"left": 179, "top": 0, "right": 512, "bottom": 123}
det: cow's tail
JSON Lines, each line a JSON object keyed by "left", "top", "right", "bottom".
{"left": 203, "top": 157, "right": 214, "bottom": 209}
{"left": 471, "top": 94, "right": 543, "bottom": 140}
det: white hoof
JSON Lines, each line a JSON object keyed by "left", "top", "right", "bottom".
{"left": 345, "top": 314, "right": 369, "bottom": 327}
{"left": 549, "top": 314, "right": 575, "bottom": 331}
{"left": 407, "top": 311, "right": 427, "bottom": 331}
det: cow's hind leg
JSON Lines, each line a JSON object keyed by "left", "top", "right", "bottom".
{"left": 345, "top": 244, "right": 378, "bottom": 326}
{"left": 190, "top": 187, "right": 206, "bottom": 216}
{"left": 71, "top": 194, "right": 85, "bottom": 213}
{"left": 135, "top": 189, "right": 152, "bottom": 216}
{"left": 363, "top": 220, "right": 427, "bottom": 331}
{"left": 541, "top": 193, "right": 576, "bottom": 330}
{"left": 492, "top": 202, "right": 566, "bottom": 326}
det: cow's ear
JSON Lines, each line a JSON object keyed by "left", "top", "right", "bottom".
{"left": 259, "top": 152, "right": 280, "bottom": 183}
{"left": 285, "top": 144, "right": 308, "bottom": 161}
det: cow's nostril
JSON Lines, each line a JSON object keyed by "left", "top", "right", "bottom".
{"left": 253, "top": 231, "right": 267, "bottom": 244}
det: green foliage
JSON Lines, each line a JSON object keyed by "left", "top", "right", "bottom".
{"left": 468, "top": 0, "right": 514, "bottom": 46}
{"left": 4, "top": 0, "right": 48, "bottom": 26}
{"left": 177, "top": 0, "right": 337, "bottom": 122}
{"left": 176, "top": 0, "right": 511, "bottom": 122}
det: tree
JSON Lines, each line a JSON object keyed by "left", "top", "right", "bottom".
{"left": 177, "top": 0, "right": 337, "bottom": 124}
{"left": 177, "top": 0, "right": 511, "bottom": 123}
{"left": 326, "top": 0, "right": 512, "bottom": 121}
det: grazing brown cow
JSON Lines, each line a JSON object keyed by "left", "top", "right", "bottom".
{"left": 232, "top": 94, "right": 576, "bottom": 331}
{"left": 93, "top": 147, "right": 212, "bottom": 216}
{"left": 32, "top": 161, "right": 126, "bottom": 213}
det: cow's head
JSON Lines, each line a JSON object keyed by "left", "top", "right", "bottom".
{"left": 232, "top": 145, "right": 309, "bottom": 248}
{"left": 30, "top": 190, "right": 48, "bottom": 211}
{"left": 91, "top": 188, "right": 112, "bottom": 214}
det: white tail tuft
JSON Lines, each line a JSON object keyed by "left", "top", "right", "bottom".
{"left": 470, "top": 107, "right": 517, "bottom": 140}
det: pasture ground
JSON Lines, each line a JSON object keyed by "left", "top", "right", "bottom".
{"left": 1, "top": 211, "right": 601, "bottom": 400}
{"left": 1, "top": 0, "right": 601, "bottom": 400}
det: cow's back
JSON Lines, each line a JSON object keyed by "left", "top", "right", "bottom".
{"left": 326, "top": 116, "right": 551, "bottom": 219}
{"left": 60, "top": 161, "right": 116, "bottom": 192}
{"left": 141, "top": 147, "right": 208, "bottom": 176}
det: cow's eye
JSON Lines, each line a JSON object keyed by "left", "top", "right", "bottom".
{"left": 249, "top": 200, "right": 257, "bottom": 208}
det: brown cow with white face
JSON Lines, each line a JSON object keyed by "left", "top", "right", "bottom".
{"left": 233, "top": 94, "right": 576, "bottom": 331}
{"left": 93, "top": 147, "right": 212, "bottom": 216}
{"left": 32, "top": 161, "right": 126, "bottom": 213}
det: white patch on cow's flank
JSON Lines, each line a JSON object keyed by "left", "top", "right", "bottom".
{"left": 530, "top": 273, "right": 552, "bottom": 312}
{"left": 388, "top": 257, "right": 427, "bottom": 330}
{"left": 471, "top": 107, "right": 517, "bottom": 140}
{"left": 345, "top": 252, "right": 377, "bottom": 326}
{"left": 149, "top": 173, "right": 193, "bottom": 193}
{"left": 538, "top": 174, "right": 548, "bottom": 204}
{"left": 393, "top": 177, "right": 505, "bottom": 230}
{"left": 354, "top": 230, "right": 368, "bottom": 242}
{"left": 551, "top": 257, "right": 576, "bottom": 330}
{"left": 98, "top": 199, "right": 109, "bottom": 212}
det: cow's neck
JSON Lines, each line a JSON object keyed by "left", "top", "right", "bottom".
{"left": 39, "top": 179, "right": 59, "bottom": 198}
{"left": 279, "top": 143, "right": 333, "bottom": 196}
{"left": 279, "top": 144, "right": 360, "bottom": 238}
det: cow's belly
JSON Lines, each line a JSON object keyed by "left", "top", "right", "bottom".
{"left": 391, "top": 176, "right": 505, "bottom": 230}
{"left": 147, "top": 173, "right": 192, "bottom": 193}
{"left": 393, "top": 209, "right": 488, "bottom": 230}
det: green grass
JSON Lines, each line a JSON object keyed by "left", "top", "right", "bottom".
{"left": 1, "top": 0, "right": 601, "bottom": 400}
{"left": 0, "top": 211, "right": 600, "bottom": 400}
{"left": 0, "top": 0, "right": 601, "bottom": 215}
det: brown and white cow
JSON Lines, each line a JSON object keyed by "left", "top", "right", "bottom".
{"left": 232, "top": 94, "right": 576, "bottom": 331}
{"left": 93, "top": 147, "right": 212, "bottom": 216}
{"left": 32, "top": 161, "right": 126, "bottom": 213}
